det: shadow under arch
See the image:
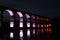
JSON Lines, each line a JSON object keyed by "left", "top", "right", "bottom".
{"left": 17, "top": 11, "right": 23, "bottom": 28}
{"left": 2, "top": 9, "right": 14, "bottom": 22}
{"left": 1, "top": 9, "right": 14, "bottom": 39}
{"left": 25, "top": 14, "right": 30, "bottom": 28}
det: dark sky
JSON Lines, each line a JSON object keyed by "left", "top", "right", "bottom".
{"left": 0, "top": 0, "right": 60, "bottom": 18}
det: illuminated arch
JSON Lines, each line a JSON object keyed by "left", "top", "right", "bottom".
{"left": 25, "top": 14, "right": 30, "bottom": 18}
{"left": 17, "top": 12, "right": 23, "bottom": 28}
{"left": 31, "top": 15, "right": 36, "bottom": 27}
{"left": 4, "top": 9, "right": 14, "bottom": 28}
{"left": 17, "top": 12, "right": 23, "bottom": 18}
{"left": 5, "top": 9, "right": 14, "bottom": 16}
{"left": 25, "top": 14, "right": 30, "bottom": 28}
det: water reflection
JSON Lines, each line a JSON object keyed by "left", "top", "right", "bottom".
{"left": 29, "top": 28, "right": 51, "bottom": 40}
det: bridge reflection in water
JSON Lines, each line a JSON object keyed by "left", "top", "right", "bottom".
{"left": 0, "top": 6, "right": 52, "bottom": 40}
{"left": 1, "top": 23, "right": 51, "bottom": 40}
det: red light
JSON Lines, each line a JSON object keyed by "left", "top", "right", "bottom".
{"left": 47, "top": 24, "right": 49, "bottom": 27}
{"left": 33, "top": 23, "right": 36, "bottom": 27}
{"left": 37, "top": 16, "right": 39, "bottom": 20}
{"left": 44, "top": 28, "right": 47, "bottom": 33}
{"left": 44, "top": 24, "right": 47, "bottom": 27}
{"left": 47, "top": 24, "right": 51, "bottom": 27}
{"left": 40, "top": 17, "right": 43, "bottom": 20}
{"left": 47, "top": 28, "right": 51, "bottom": 33}
{"left": 49, "top": 24, "right": 51, "bottom": 27}
{"left": 44, "top": 18, "right": 47, "bottom": 21}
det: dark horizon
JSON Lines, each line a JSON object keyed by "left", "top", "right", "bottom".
{"left": 0, "top": 0, "right": 60, "bottom": 18}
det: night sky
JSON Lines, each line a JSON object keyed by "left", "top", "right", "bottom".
{"left": 0, "top": 0, "right": 60, "bottom": 18}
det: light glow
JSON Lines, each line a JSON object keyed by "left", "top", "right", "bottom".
{"left": 19, "top": 22, "right": 23, "bottom": 28}
{"left": 27, "top": 22, "right": 30, "bottom": 27}
{"left": 19, "top": 30, "right": 23, "bottom": 40}
{"left": 33, "top": 23, "right": 35, "bottom": 27}
{"left": 47, "top": 24, "right": 49, "bottom": 27}
{"left": 10, "top": 22, "right": 14, "bottom": 28}
{"left": 10, "top": 32, "right": 14, "bottom": 38}
{"left": 17, "top": 12, "right": 23, "bottom": 17}
{"left": 19, "top": 30, "right": 23, "bottom": 37}
{"left": 41, "top": 29, "right": 43, "bottom": 33}
{"left": 6, "top": 9, "right": 14, "bottom": 16}
{"left": 41, "top": 24, "right": 43, "bottom": 27}
{"left": 49, "top": 24, "right": 51, "bottom": 27}
{"left": 25, "top": 14, "right": 30, "bottom": 18}
{"left": 33, "top": 29, "right": 36, "bottom": 34}
{"left": 47, "top": 28, "right": 51, "bottom": 33}
{"left": 27, "top": 29, "right": 30, "bottom": 37}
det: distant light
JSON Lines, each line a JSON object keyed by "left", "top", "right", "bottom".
{"left": 19, "top": 22, "right": 23, "bottom": 28}
{"left": 17, "top": 12, "right": 23, "bottom": 17}
{"left": 6, "top": 9, "right": 14, "bottom": 16}
{"left": 47, "top": 28, "right": 51, "bottom": 33}
{"left": 25, "top": 14, "right": 30, "bottom": 18}
{"left": 27, "top": 29, "right": 30, "bottom": 37}
{"left": 47, "top": 24, "right": 49, "bottom": 27}
{"left": 19, "top": 30, "right": 23, "bottom": 37}
{"left": 41, "top": 29, "right": 43, "bottom": 33}
{"left": 33, "top": 29, "right": 36, "bottom": 34}
{"left": 10, "top": 22, "right": 14, "bottom": 28}
{"left": 37, "top": 16, "right": 39, "bottom": 19}
{"left": 10, "top": 32, "right": 14, "bottom": 38}
{"left": 32, "top": 15, "right": 35, "bottom": 19}
{"left": 33, "top": 23, "right": 35, "bottom": 27}
{"left": 49, "top": 24, "right": 51, "bottom": 27}
{"left": 27, "top": 22, "right": 30, "bottom": 28}
{"left": 41, "top": 24, "right": 43, "bottom": 27}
